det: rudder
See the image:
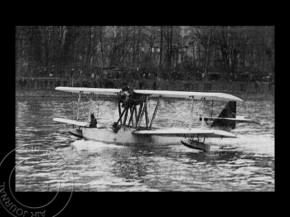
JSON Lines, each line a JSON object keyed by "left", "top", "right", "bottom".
{"left": 211, "top": 101, "right": 236, "bottom": 130}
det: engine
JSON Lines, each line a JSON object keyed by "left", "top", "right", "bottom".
{"left": 117, "top": 86, "right": 147, "bottom": 108}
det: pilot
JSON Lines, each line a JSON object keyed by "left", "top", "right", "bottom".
{"left": 89, "top": 113, "right": 97, "bottom": 128}
{"left": 112, "top": 122, "right": 121, "bottom": 133}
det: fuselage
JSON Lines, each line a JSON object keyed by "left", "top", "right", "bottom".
{"left": 81, "top": 126, "right": 183, "bottom": 145}
{"left": 70, "top": 125, "right": 235, "bottom": 147}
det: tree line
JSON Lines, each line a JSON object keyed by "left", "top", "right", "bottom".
{"left": 16, "top": 26, "right": 274, "bottom": 82}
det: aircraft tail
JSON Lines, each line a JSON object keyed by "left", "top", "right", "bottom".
{"left": 211, "top": 101, "right": 236, "bottom": 130}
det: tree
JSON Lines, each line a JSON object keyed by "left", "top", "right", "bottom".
{"left": 16, "top": 26, "right": 274, "bottom": 81}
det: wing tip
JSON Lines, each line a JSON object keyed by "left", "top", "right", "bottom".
{"left": 55, "top": 86, "right": 65, "bottom": 91}
{"left": 235, "top": 97, "right": 243, "bottom": 102}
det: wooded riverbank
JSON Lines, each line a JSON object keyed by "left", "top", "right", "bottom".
{"left": 16, "top": 77, "right": 274, "bottom": 97}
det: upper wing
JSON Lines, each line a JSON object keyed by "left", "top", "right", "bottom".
{"left": 132, "top": 128, "right": 237, "bottom": 138}
{"left": 55, "top": 87, "right": 120, "bottom": 96}
{"left": 135, "top": 89, "right": 242, "bottom": 101}
{"left": 55, "top": 87, "right": 243, "bottom": 102}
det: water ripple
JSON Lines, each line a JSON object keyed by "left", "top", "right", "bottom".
{"left": 15, "top": 93, "right": 274, "bottom": 191}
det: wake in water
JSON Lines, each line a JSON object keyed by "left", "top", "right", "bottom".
{"left": 71, "top": 139, "right": 124, "bottom": 151}
{"left": 234, "top": 134, "right": 274, "bottom": 156}
{"left": 69, "top": 132, "right": 274, "bottom": 158}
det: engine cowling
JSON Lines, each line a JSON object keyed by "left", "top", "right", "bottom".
{"left": 117, "top": 86, "right": 147, "bottom": 108}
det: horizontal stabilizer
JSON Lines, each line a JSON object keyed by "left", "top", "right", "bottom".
{"left": 53, "top": 118, "right": 89, "bottom": 127}
{"left": 132, "top": 128, "right": 236, "bottom": 138}
{"left": 205, "top": 116, "right": 259, "bottom": 124}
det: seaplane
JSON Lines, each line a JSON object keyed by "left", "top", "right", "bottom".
{"left": 53, "top": 86, "right": 259, "bottom": 152}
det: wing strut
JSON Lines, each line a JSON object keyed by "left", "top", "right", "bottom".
{"left": 128, "top": 106, "right": 136, "bottom": 126}
{"left": 136, "top": 103, "right": 143, "bottom": 128}
{"left": 149, "top": 96, "right": 161, "bottom": 129}
{"left": 190, "top": 96, "right": 194, "bottom": 129}
{"left": 76, "top": 91, "right": 83, "bottom": 121}
{"left": 118, "top": 102, "right": 123, "bottom": 125}
{"left": 123, "top": 108, "right": 129, "bottom": 125}
{"left": 211, "top": 100, "right": 213, "bottom": 119}
{"left": 201, "top": 97, "right": 206, "bottom": 127}
{"left": 137, "top": 96, "right": 149, "bottom": 129}
{"left": 116, "top": 107, "right": 127, "bottom": 125}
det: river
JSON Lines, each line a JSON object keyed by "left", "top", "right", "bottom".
{"left": 15, "top": 91, "right": 274, "bottom": 191}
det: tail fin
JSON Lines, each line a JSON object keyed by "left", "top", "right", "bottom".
{"left": 211, "top": 101, "right": 236, "bottom": 130}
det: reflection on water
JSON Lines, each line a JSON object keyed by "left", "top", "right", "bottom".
{"left": 15, "top": 92, "right": 274, "bottom": 191}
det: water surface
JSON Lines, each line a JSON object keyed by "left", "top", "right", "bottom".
{"left": 15, "top": 91, "right": 274, "bottom": 191}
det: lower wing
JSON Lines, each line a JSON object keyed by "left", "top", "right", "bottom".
{"left": 132, "top": 128, "right": 237, "bottom": 138}
{"left": 53, "top": 118, "right": 89, "bottom": 127}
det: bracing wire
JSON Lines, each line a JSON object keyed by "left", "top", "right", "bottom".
{"left": 190, "top": 97, "right": 194, "bottom": 130}
{"left": 96, "top": 100, "right": 100, "bottom": 121}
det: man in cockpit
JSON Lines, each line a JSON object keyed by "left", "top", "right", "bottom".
{"left": 89, "top": 113, "right": 97, "bottom": 128}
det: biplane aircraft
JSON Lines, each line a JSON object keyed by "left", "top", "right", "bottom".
{"left": 53, "top": 86, "right": 259, "bottom": 152}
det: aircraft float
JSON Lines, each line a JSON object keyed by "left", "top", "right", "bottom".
{"left": 53, "top": 86, "right": 259, "bottom": 152}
